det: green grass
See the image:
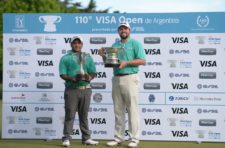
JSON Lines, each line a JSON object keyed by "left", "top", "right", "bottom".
{"left": 0, "top": 139, "right": 225, "bottom": 148}
{"left": 0, "top": 99, "right": 225, "bottom": 148}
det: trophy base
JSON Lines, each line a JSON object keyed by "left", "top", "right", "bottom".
{"left": 105, "top": 63, "right": 120, "bottom": 67}
{"left": 104, "top": 58, "right": 121, "bottom": 67}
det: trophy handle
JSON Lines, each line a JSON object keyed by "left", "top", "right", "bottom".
{"left": 55, "top": 16, "right": 62, "bottom": 23}
{"left": 39, "top": 16, "right": 46, "bottom": 23}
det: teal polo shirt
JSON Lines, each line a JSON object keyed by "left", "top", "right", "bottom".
{"left": 59, "top": 50, "right": 96, "bottom": 88}
{"left": 112, "top": 37, "right": 146, "bottom": 75}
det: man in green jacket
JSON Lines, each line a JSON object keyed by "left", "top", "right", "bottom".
{"left": 59, "top": 36, "right": 99, "bottom": 147}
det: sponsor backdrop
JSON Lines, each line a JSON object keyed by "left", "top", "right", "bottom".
{"left": 2, "top": 13, "right": 225, "bottom": 142}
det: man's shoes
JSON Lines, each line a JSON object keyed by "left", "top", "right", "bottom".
{"left": 62, "top": 139, "right": 70, "bottom": 147}
{"left": 83, "top": 139, "right": 99, "bottom": 145}
{"left": 128, "top": 140, "right": 139, "bottom": 148}
{"left": 106, "top": 139, "right": 123, "bottom": 147}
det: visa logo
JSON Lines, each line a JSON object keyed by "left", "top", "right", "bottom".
{"left": 144, "top": 49, "right": 161, "bottom": 55}
{"left": 90, "top": 49, "right": 99, "bottom": 55}
{"left": 172, "top": 131, "right": 188, "bottom": 137}
{"left": 172, "top": 107, "right": 188, "bottom": 114}
{"left": 200, "top": 61, "right": 217, "bottom": 67}
{"left": 11, "top": 106, "right": 27, "bottom": 112}
{"left": 172, "top": 37, "right": 189, "bottom": 43}
{"left": 95, "top": 16, "right": 117, "bottom": 24}
{"left": 171, "top": 83, "right": 188, "bottom": 89}
{"left": 90, "top": 118, "right": 106, "bottom": 124}
{"left": 144, "top": 72, "right": 161, "bottom": 78}
{"left": 144, "top": 119, "right": 161, "bottom": 125}
{"left": 37, "top": 60, "right": 53, "bottom": 66}
{"left": 95, "top": 72, "right": 107, "bottom": 78}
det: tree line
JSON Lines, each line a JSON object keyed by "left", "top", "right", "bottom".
{"left": 0, "top": 0, "right": 118, "bottom": 82}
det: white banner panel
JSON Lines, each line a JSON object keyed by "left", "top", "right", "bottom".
{"left": 2, "top": 13, "right": 225, "bottom": 142}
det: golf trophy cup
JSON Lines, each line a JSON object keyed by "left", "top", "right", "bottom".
{"left": 75, "top": 52, "right": 89, "bottom": 81}
{"left": 101, "top": 47, "right": 124, "bottom": 67}
{"left": 39, "top": 15, "right": 61, "bottom": 32}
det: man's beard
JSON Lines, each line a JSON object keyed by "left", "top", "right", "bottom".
{"left": 120, "top": 33, "right": 129, "bottom": 40}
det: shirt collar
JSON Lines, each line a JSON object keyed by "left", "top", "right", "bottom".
{"left": 68, "top": 50, "right": 82, "bottom": 55}
{"left": 120, "top": 37, "right": 131, "bottom": 44}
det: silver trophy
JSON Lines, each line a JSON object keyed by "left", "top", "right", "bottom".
{"left": 75, "top": 52, "right": 89, "bottom": 81}
{"left": 102, "top": 47, "right": 124, "bottom": 67}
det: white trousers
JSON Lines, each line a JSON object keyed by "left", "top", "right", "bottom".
{"left": 112, "top": 73, "right": 140, "bottom": 142}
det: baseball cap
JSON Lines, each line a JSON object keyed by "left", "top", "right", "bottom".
{"left": 71, "top": 36, "right": 83, "bottom": 43}
{"left": 118, "top": 22, "right": 130, "bottom": 29}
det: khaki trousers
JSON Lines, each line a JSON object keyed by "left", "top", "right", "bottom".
{"left": 112, "top": 73, "right": 140, "bottom": 142}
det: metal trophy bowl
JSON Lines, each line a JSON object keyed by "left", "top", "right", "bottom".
{"left": 102, "top": 47, "right": 124, "bottom": 67}
{"left": 74, "top": 52, "right": 88, "bottom": 81}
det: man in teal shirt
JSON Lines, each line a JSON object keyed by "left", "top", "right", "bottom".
{"left": 59, "top": 36, "right": 98, "bottom": 147}
{"left": 100, "top": 22, "right": 146, "bottom": 148}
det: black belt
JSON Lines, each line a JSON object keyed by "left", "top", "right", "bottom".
{"left": 67, "top": 84, "right": 91, "bottom": 89}
{"left": 115, "top": 73, "right": 137, "bottom": 77}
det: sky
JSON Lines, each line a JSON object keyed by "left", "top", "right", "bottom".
{"left": 75, "top": 0, "right": 225, "bottom": 13}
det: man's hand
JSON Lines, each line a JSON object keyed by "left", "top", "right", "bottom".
{"left": 98, "top": 48, "right": 105, "bottom": 57}
{"left": 119, "top": 61, "right": 128, "bottom": 69}
{"left": 60, "top": 75, "right": 80, "bottom": 83}
{"left": 72, "top": 77, "right": 80, "bottom": 82}
{"left": 84, "top": 74, "right": 91, "bottom": 82}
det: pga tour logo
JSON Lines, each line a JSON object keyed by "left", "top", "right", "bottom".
{"left": 15, "top": 15, "right": 25, "bottom": 28}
